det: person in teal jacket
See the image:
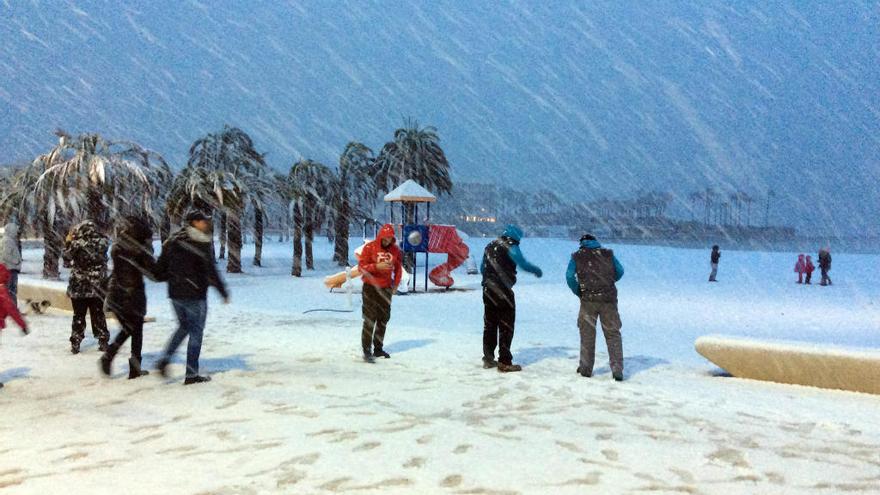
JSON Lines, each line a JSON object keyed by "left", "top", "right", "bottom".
{"left": 566, "top": 234, "right": 625, "bottom": 381}
{"left": 480, "top": 224, "right": 542, "bottom": 372}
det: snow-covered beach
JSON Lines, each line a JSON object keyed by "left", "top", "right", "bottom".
{"left": 1, "top": 238, "right": 879, "bottom": 494}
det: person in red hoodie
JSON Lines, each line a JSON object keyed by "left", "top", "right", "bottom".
{"left": 804, "top": 255, "right": 815, "bottom": 285}
{"left": 357, "top": 224, "right": 402, "bottom": 363}
{"left": 0, "top": 263, "right": 29, "bottom": 390}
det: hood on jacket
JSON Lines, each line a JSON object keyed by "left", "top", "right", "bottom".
{"left": 0, "top": 263, "right": 9, "bottom": 284}
{"left": 502, "top": 224, "right": 523, "bottom": 242}
{"left": 580, "top": 239, "right": 602, "bottom": 250}
{"left": 806, "top": 255, "right": 813, "bottom": 261}
{"left": 121, "top": 216, "right": 153, "bottom": 244}
{"left": 3, "top": 223, "right": 18, "bottom": 238}
{"left": 72, "top": 220, "right": 102, "bottom": 241}
{"left": 377, "top": 224, "right": 396, "bottom": 242}
{"left": 797, "top": 254, "right": 805, "bottom": 259}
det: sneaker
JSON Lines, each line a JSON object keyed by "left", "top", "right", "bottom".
{"left": 363, "top": 353, "right": 375, "bottom": 364}
{"left": 482, "top": 358, "right": 498, "bottom": 369}
{"left": 183, "top": 375, "right": 211, "bottom": 385}
{"left": 577, "top": 366, "right": 592, "bottom": 378}
{"left": 374, "top": 349, "right": 391, "bottom": 359}
{"left": 497, "top": 363, "right": 522, "bottom": 373}
{"left": 612, "top": 371, "right": 624, "bottom": 382}
{"left": 156, "top": 358, "right": 170, "bottom": 378}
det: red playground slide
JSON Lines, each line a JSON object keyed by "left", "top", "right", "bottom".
{"left": 427, "top": 225, "right": 470, "bottom": 288}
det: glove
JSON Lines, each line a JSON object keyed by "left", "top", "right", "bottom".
{"left": 21, "top": 326, "right": 30, "bottom": 335}
{"left": 533, "top": 268, "right": 543, "bottom": 278}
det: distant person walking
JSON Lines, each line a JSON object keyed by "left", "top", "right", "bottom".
{"left": 566, "top": 234, "right": 625, "bottom": 381}
{"left": 357, "top": 223, "right": 402, "bottom": 363}
{"left": 0, "top": 223, "right": 22, "bottom": 305}
{"left": 480, "top": 224, "right": 542, "bottom": 373}
{"left": 804, "top": 255, "right": 815, "bottom": 285}
{"left": 155, "top": 210, "right": 229, "bottom": 385}
{"left": 794, "top": 254, "right": 806, "bottom": 284}
{"left": 63, "top": 221, "right": 110, "bottom": 354}
{"left": 0, "top": 263, "right": 29, "bottom": 390}
{"left": 818, "top": 248, "right": 832, "bottom": 286}
{"left": 709, "top": 245, "right": 721, "bottom": 282}
{"left": 100, "top": 216, "right": 162, "bottom": 379}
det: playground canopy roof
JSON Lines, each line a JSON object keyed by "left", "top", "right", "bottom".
{"left": 383, "top": 179, "right": 437, "bottom": 203}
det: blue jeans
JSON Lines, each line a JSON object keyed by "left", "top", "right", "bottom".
{"left": 6, "top": 270, "right": 18, "bottom": 306}
{"left": 165, "top": 299, "right": 208, "bottom": 378}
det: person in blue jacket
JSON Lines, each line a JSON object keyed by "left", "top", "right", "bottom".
{"left": 566, "top": 233, "right": 625, "bottom": 381}
{"left": 481, "top": 224, "right": 542, "bottom": 372}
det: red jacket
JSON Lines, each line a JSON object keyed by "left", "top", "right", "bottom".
{"left": 805, "top": 256, "right": 815, "bottom": 274}
{"left": 0, "top": 264, "right": 26, "bottom": 331}
{"left": 359, "top": 224, "right": 403, "bottom": 289}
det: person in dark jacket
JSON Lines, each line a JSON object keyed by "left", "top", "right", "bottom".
{"left": 154, "top": 210, "right": 229, "bottom": 385}
{"left": 480, "top": 224, "right": 542, "bottom": 372}
{"left": 63, "top": 220, "right": 110, "bottom": 354}
{"left": 818, "top": 248, "right": 832, "bottom": 286}
{"left": 709, "top": 245, "right": 720, "bottom": 282}
{"left": 100, "top": 216, "right": 162, "bottom": 379}
{"left": 566, "top": 234, "right": 625, "bottom": 381}
{"left": 357, "top": 223, "right": 403, "bottom": 363}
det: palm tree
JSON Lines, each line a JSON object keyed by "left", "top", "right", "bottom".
{"left": 35, "top": 131, "right": 171, "bottom": 231}
{"left": 1, "top": 131, "right": 171, "bottom": 278}
{"left": 288, "top": 159, "right": 335, "bottom": 275}
{"left": 373, "top": 118, "right": 453, "bottom": 202}
{"left": 332, "top": 142, "right": 376, "bottom": 266}
{"left": 177, "top": 126, "right": 268, "bottom": 273}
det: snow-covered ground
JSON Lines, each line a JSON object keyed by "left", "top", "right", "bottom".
{"left": 1, "top": 237, "right": 879, "bottom": 494}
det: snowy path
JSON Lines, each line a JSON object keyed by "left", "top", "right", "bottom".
{"left": 1, "top": 239, "right": 879, "bottom": 494}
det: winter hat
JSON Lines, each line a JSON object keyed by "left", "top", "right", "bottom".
{"left": 502, "top": 224, "right": 523, "bottom": 242}
{"left": 712, "top": 244, "right": 719, "bottom": 250}
{"left": 185, "top": 209, "right": 211, "bottom": 224}
{"left": 580, "top": 233, "right": 597, "bottom": 242}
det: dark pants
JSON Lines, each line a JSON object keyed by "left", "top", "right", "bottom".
{"left": 362, "top": 284, "right": 392, "bottom": 353}
{"left": 577, "top": 300, "right": 623, "bottom": 375}
{"left": 5, "top": 270, "right": 18, "bottom": 306}
{"left": 70, "top": 297, "right": 109, "bottom": 347}
{"left": 106, "top": 311, "right": 145, "bottom": 362}
{"left": 163, "top": 299, "right": 207, "bottom": 378}
{"left": 805, "top": 272, "right": 812, "bottom": 284}
{"left": 709, "top": 263, "right": 718, "bottom": 281}
{"left": 820, "top": 268, "right": 831, "bottom": 285}
{"left": 483, "top": 286, "right": 516, "bottom": 365}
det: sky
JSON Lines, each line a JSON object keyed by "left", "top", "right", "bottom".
{"left": 1, "top": 0, "right": 878, "bottom": 236}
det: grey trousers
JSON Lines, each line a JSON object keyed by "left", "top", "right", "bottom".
{"left": 577, "top": 300, "right": 623, "bottom": 375}
{"left": 709, "top": 263, "right": 718, "bottom": 281}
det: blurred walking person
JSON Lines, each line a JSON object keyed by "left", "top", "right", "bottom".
{"left": 804, "top": 255, "right": 815, "bottom": 285}
{"left": 794, "top": 254, "right": 806, "bottom": 284}
{"left": 708, "top": 245, "right": 720, "bottom": 282}
{"left": 818, "top": 248, "right": 832, "bottom": 286}
{"left": 0, "top": 223, "right": 22, "bottom": 305}
{"left": 0, "top": 263, "right": 29, "bottom": 390}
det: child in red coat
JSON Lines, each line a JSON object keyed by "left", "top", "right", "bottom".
{"left": 804, "top": 255, "right": 815, "bottom": 285}
{"left": 0, "top": 263, "right": 29, "bottom": 389}
{"left": 794, "top": 254, "right": 806, "bottom": 284}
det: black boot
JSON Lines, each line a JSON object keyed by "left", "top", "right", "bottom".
{"left": 183, "top": 375, "right": 211, "bottom": 385}
{"left": 128, "top": 357, "right": 149, "bottom": 379}
{"left": 98, "top": 340, "right": 110, "bottom": 352}
{"left": 156, "top": 357, "right": 170, "bottom": 377}
{"left": 374, "top": 349, "right": 391, "bottom": 359}
{"left": 100, "top": 354, "right": 112, "bottom": 376}
{"left": 482, "top": 358, "right": 498, "bottom": 369}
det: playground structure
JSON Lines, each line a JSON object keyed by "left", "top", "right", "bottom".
{"left": 324, "top": 180, "right": 470, "bottom": 292}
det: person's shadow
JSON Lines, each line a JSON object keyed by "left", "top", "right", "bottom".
{"left": 384, "top": 339, "right": 435, "bottom": 354}
{"left": 140, "top": 353, "right": 253, "bottom": 376}
{"left": 516, "top": 346, "right": 576, "bottom": 366}
{"left": 594, "top": 355, "right": 668, "bottom": 379}
{"left": 0, "top": 367, "right": 30, "bottom": 383}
